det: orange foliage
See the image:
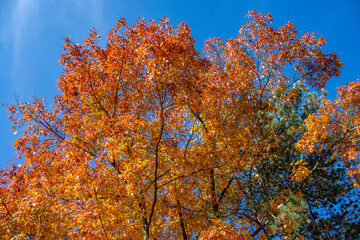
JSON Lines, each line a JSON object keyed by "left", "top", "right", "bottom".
{"left": 1, "top": 11, "right": 356, "bottom": 239}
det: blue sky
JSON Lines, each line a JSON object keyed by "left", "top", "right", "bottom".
{"left": 0, "top": 0, "right": 359, "bottom": 167}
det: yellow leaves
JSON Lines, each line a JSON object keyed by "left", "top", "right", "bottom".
{"left": 291, "top": 159, "right": 311, "bottom": 182}
{"left": 268, "top": 190, "right": 307, "bottom": 238}
{"left": 199, "top": 219, "right": 254, "bottom": 240}
{"left": 291, "top": 159, "right": 306, "bottom": 167}
{"left": 295, "top": 80, "right": 360, "bottom": 188}
{"left": 348, "top": 164, "right": 360, "bottom": 189}
{"left": 295, "top": 101, "right": 335, "bottom": 154}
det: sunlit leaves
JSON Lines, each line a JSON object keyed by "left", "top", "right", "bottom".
{"left": 1, "top": 10, "right": 358, "bottom": 239}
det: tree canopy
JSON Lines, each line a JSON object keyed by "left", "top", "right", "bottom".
{"left": 1, "top": 10, "right": 359, "bottom": 239}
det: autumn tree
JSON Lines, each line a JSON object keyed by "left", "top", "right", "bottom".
{"left": 232, "top": 82, "right": 360, "bottom": 238}
{"left": 1, "top": 11, "right": 359, "bottom": 239}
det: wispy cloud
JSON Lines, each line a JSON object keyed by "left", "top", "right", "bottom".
{"left": 1, "top": 0, "right": 104, "bottom": 65}
{"left": 4, "top": 0, "right": 39, "bottom": 67}
{"left": 13, "top": 0, "right": 36, "bottom": 62}
{"left": 0, "top": 0, "right": 104, "bottom": 96}
{"left": 0, "top": 0, "right": 40, "bottom": 96}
